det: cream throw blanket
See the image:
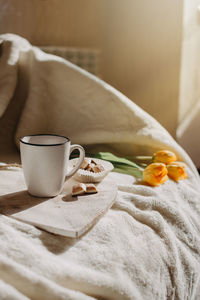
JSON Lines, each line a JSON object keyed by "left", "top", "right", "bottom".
{"left": 0, "top": 34, "right": 200, "bottom": 299}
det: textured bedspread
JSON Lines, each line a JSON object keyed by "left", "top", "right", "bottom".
{"left": 0, "top": 34, "right": 200, "bottom": 300}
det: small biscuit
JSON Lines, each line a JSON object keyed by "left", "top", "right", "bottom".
{"left": 85, "top": 183, "right": 98, "bottom": 194}
{"left": 91, "top": 159, "right": 97, "bottom": 165}
{"left": 85, "top": 164, "right": 93, "bottom": 171}
{"left": 92, "top": 164, "right": 104, "bottom": 173}
{"left": 80, "top": 158, "right": 91, "bottom": 170}
{"left": 72, "top": 183, "right": 86, "bottom": 196}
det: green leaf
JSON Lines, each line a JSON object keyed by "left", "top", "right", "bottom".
{"left": 88, "top": 152, "right": 144, "bottom": 178}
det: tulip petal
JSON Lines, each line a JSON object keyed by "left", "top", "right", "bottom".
{"left": 143, "top": 163, "right": 168, "bottom": 186}
{"left": 153, "top": 150, "right": 177, "bottom": 165}
{"left": 167, "top": 162, "right": 187, "bottom": 181}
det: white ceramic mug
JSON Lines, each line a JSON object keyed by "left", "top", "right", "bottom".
{"left": 20, "top": 134, "right": 85, "bottom": 197}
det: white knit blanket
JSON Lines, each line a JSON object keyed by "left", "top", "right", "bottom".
{"left": 0, "top": 34, "right": 200, "bottom": 300}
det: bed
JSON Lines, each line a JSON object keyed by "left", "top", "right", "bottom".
{"left": 0, "top": 33, "right": 200, "bottom": 300}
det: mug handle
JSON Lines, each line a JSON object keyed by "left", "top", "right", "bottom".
{"left": 65, "top": 144, "right": 85, "bottom": 180}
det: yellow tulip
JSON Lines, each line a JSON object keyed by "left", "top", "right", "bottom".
{"left": 167, "top": 162, "right": 187, "bottom": 181}
{"left": 143, "top": 163, "right": 168, "bottom": 186}
{"left": 153, "top": 150, "right": 177, "bottom": 165}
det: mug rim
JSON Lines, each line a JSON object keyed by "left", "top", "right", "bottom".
{"left": 20, "top": 134, "right": 70, "bottom": 147}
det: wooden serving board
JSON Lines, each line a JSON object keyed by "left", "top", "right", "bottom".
{"left": 0, "top": 170, "right": 117, "bottom": 238}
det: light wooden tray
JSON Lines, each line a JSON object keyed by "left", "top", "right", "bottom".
{"left": 0, "top": 170, "right": 117, "bottom": 238}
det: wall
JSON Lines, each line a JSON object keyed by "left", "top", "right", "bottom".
{"left": 0, "top": 0, "right": 183, "bottom": 137}
{"left": 179, "top": 0, "right": 200, "bottom": 123}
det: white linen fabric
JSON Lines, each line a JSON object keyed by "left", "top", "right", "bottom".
{"left": 0, "top": 33, "right": 200, "bottom": 300}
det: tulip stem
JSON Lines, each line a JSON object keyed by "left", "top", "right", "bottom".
{"left": 133, "top": 156, "right": 153, "bottom": 167}
{"left": 133, "top": 156, "right": 153, "bottom": 161}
